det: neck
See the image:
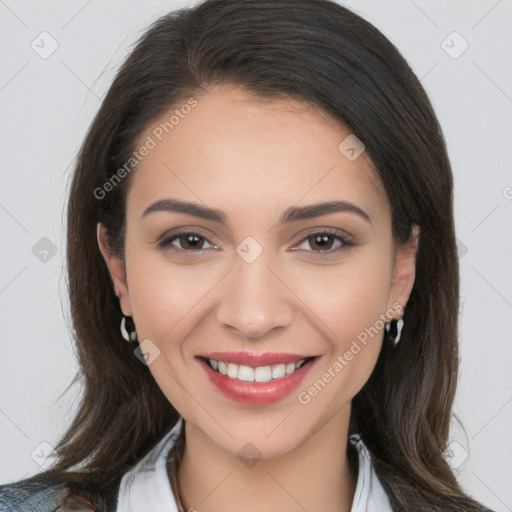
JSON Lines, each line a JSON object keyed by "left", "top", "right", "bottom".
{"left": 175, "top": 410, "right": 357, "bottom": 512}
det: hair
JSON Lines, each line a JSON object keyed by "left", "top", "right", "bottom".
{"left": 29, "top": 0, "right": 490, "bottom": 510}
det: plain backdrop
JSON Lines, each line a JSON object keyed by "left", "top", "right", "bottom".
{"left": 0, "top": 1, "right": 511, "bottom": 510}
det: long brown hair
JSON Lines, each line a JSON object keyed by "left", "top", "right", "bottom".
{"left": 33, "top": 0, "right": 490, "bottom": 510}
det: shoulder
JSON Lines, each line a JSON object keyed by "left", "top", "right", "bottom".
{"left": 0, "top": 474, "right": 66, "bottom": 511}
{"left": 0, "top": 474, "right": 97, "bottom": 512}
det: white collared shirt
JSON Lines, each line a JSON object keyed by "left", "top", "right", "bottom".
{"left": 116, "top": 417, "right": 393, "bottom": 512}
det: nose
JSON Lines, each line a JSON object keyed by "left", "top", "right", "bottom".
{"left": 216, "top": 250, "right": 295, "bottom": 340}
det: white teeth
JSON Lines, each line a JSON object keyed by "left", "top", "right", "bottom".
{"left": 285, "top": 363, "right": 296, "bottom": 374}
{"left": 226, "top": 363, "right": 238, "bottom": 379}
{"left": 271, "top": 364, "right": 285, "bottom": 379}
{"left": 207, "top": 358, "right": 306, "bottom": 382}
{"left": 255, "top": 366, "right": 272, "bottom": 382}
{"left": 237, "top": 365, "right": 254, "bottom": 381}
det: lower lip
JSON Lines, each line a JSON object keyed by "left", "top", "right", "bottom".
{"left": 197, "top": 357, "right": 318, "bottom": 406}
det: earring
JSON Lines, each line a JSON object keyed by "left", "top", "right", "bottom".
{"left": 385, "top": 317, "right": 404, "bottom": 346}
{"left": 120, "top": 315, "right": 137, "bottom": 342}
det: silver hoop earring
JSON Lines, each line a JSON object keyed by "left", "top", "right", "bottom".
{"left": 120, "top": 315, "right": 137, "bottom": 342}
{"left": 385, "top": 317, "right": 404, "bottom": 346}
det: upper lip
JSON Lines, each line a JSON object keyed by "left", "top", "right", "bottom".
{"left": 199, "top": 351, "right": 317, "bottom": 366}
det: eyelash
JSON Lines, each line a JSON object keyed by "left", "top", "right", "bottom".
{"left": 156, "top": 229, "right": 355, "bottom": 258}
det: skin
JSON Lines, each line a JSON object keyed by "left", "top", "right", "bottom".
{"left": 98, "top": 83, "right": 419, "bottom": 512}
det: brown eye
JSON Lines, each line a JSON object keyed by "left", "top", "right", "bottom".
{"left": 157, "top": 231, "right": 218, "bottom": 254}
{"left": 177, "top": 233, "right": 206, "bottom": 250}
{"left": 293, "top": 230, "right": 354, "bottom": 258}
{"left": 308, "top": 233, "right": 336, "bottom": 251}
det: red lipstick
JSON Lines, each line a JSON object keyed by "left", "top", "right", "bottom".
{"left": 200, "top": 351, "right": 313, "bottom": 366}
{"left": 196, "top": 351, "right": 319, "bottom": 406}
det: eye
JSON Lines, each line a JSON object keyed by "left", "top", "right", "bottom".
{"left": 156, "top": 229, "right": 354, "bottom": 257}
{"left": 292, "top": 230, "right": 354, "bottom": 257}
{"left": 157, "top": 231, "right": 218, "bottom": 254}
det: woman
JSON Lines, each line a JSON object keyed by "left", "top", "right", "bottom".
{"left": 0, "top": 0, "right": 496, "bottom": 511}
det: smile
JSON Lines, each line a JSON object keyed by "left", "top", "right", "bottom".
{"left": 205, "top": 357, "right": 310, "bottom": 383}
{"left": 196, "top": 352, "right": 320, "bottom": 405}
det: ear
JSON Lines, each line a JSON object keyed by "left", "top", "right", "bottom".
{"left": 96, "top": 223, "right": 133, "bottom": 316}
{"left": 386, "top": 224, "right": 420, "bottom": 319}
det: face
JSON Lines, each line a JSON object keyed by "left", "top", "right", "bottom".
{"left": 98, "top": 83, "right": 418, "bottom": 459}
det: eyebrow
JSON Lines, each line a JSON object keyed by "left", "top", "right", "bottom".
{"left": 142, "top": 198, "right": 372, "bottom": 226}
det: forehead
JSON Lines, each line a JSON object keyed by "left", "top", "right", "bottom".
{"left": 127, "top": 84, "right": 389, "bottom": 224}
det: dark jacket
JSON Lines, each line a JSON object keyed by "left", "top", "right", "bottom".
{"left": 0, "top": 473, "right": 116, "bottom": 512}
{"left": 0, "top": 475, "right": 66, "bottom": 512}
{"left": 0, "top": 472, "right": 498, "bottom": 512}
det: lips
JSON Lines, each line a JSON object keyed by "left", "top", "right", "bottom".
{"left": 199, "top": 351, "right": 315, "bottom": 366}
{"left": 195, "top": 351, "right": 320, "bottom": 405}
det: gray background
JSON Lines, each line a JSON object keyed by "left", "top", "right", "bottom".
{"left": 0, "top": 1, "right": 511, "bottom": 510}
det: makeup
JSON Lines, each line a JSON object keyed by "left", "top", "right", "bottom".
{"left": 196, "top": 351, "right": 319, "bottom": 405}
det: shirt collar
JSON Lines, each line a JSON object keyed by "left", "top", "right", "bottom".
{"left": 116, "top": 418, "right": 392, "bottom": 512}
{"left": 348, "top": 433, "right": 393, "bottom": 511}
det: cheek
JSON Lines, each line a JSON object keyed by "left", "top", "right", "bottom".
{"left": 290, "top": 252, "right": 391, "bottom": 401}
{"left": 289, "top": 250, "right": 392, "bottom": 340}
{"left": 124, "top": 252, "right": 206, "bottom": 413}
{"left": 125, "top": 245, "right": 217, "bottom": 342}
